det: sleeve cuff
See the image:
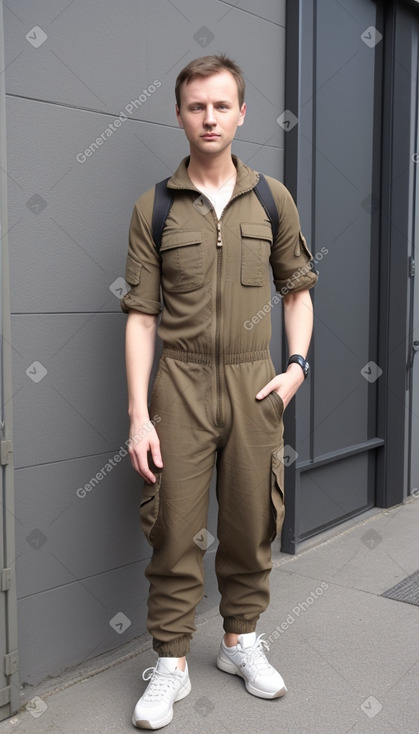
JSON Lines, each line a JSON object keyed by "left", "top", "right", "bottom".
{"left": 274, "top": 268, "right": 318, "bottom": 295}
{"left": 120, "top": 290, "right": 162, "bottom": 315}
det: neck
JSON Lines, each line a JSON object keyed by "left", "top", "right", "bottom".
{"left": 187, "top": 149, "right": 236, "bottom": 190}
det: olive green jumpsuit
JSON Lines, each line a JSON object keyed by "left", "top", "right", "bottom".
{"left": 121, "top": 156, "right": 318, "bottom": 657}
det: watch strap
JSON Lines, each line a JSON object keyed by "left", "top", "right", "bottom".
{"left": 287, "top": 354, "right": 309, "bottom": 378}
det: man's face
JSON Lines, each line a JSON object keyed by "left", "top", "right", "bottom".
{"left": 176, "top": 70, "right": 246, "bottom": 157}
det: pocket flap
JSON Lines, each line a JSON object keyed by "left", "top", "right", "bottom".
{"left": 270, "top": 448, "right": 285, "bottom": 541}
{"left": 160, "top": 230, "right": 202, "bottom": 251}
{"left": 125, "top": 255, "right": 142, "bottom": 285}
{"left": 139, "top": 473, "right": 162, "bottom": 546}
{"left": 240, "top": 222, "right": 272, "bottom": 241}
{"left": 294, "top": 230, "right": 313, "bottom": 258}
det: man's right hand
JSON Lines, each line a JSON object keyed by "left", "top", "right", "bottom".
{"left": 128, "top": 419, "right": 163, "bottom": 483}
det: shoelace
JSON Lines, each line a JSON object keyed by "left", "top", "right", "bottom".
{"left": 141, "top": 664, "right": 180, "bottom": 702}
{"left": 241, "top": 634, "right": 273, "bottom": 675}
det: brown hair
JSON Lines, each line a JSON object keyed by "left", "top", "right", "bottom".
{"left": 175, "top": 54, "right": 245, "bottom": 108}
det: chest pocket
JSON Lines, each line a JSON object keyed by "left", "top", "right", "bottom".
{"left": 160, "top": 229, "right": 203, "bottom": 292}
{"left": 240, "top": 222, "right": 272, "bottom": 286}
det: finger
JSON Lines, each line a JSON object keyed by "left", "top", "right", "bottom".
{"left": 139, "top": 453, "right": 157, "bottom": 483}
{"left": 255, "top": 379, "right": 275, "bottom": 400}
{"left": 129, "top": 442, "right": 155, "bottom": 483}
{"left": 149, "top": 434, "right": 163, "bottom": 469}
{"left": 141, "top": 467, "right": 157, "bottom": 484}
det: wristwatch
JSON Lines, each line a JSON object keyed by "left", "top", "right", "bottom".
{"left": 287, "top": 354, "right": 310, "bottom": 379}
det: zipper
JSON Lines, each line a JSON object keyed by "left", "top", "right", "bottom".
{"left": 181, "top": 181, "right": 257, "bottom": 428}
{"left": 215, "top": 217, "right": 223, "bottom": 425}
{"left": 216, "top": 221, "right": 222, "bottom": 247}
{"left": 212, "top": 188, "right": 255, "bottom": 427}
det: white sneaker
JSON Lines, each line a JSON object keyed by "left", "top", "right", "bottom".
{"left": 217, "top": 632, "right": 287, "bottom": 699}
{"left": 132, "top": 658, "right": 191, "bottom": 729}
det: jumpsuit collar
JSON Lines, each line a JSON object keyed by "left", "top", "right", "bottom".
{"left": 167, "top": 155, "right": 259, "bottom": 197}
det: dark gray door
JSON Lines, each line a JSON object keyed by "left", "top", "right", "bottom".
{"left": 282, "top": 0, "right": 385, "bottom": 552}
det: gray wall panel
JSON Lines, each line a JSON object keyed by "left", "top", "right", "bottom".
{"left": 235, "top": 140, "right": 284, "bottom": 180}
{"left": 11, "top": 314, "right": 127, "bottom": 468}
{"left": 14, "top": 455, "right": 147, "bottom": 598}
{"left": 17, "top": 561, "right": 150, "bottom": 686}
{"left": 218, "top": 0, "right": 286, "bottom": 26}
{"left": 4, "top": 0, "right": 285, "bottom": 147}
{"left": 6, "top": 97, "right": 189, "bottom": 314}
{"left": 298, "top": 453, "right": 370, "bottom": 540}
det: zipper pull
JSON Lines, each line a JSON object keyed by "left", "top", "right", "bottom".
{"left": 217, "top": 222, "right": 223, "bottom": 247}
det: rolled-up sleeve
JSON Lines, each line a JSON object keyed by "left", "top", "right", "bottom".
{"left": 266, "top": 177, "right": 318, "bottom": 295}
{"left": 120, "top": 189, "right": 162, "bottom": 315}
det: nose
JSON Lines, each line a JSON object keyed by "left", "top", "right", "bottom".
{"left": 203, "top": 105, "right": 216, "bottom": 127}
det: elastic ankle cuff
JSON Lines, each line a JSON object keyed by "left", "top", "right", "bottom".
{"left": 153, "top": 635, "right": 190, "bottom": 658}
{"left": 223, "top": 616, "right": 258, "bottom": 634}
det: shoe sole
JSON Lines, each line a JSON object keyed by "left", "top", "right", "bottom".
{"left": 216, "top": 656, "right": 287, "bottom": 700}
{"left": 132, "top": 678, "right": 191, "bottom": 729}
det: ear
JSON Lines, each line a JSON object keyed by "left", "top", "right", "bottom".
{"left": 175, "top": 104, "right": 183, "bottom": 127}
{"left": 237, "top": 102, "right": 246, "bottom": 128}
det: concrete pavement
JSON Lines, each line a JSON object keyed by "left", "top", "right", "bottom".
{"left": 1, "top": 496, "right": 419, "bottom": 734}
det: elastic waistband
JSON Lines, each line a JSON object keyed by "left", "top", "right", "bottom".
{"left": 162, "top": 347, "right": 270, "bottom": 365}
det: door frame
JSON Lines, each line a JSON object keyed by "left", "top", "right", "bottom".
{"left": 376, "top": 0, "right": 419, "bottom": 506}
{"left": 405, "top": 11, "right": 419, "bottom": 496}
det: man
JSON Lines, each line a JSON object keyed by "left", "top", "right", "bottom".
{"left": 121, "top": 54, "right": 317, "bottom": 730}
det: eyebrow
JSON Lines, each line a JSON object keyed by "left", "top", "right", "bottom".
{"left": 187, "top": 99, "right": 232, "bottom": 106}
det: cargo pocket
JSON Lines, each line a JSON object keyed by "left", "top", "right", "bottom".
{"left": 294, "top": 230, "right": 313, "bottom": 259}
{"left": 139, "top": 473, "right": 161, "bottom": 546}
{"left": 270, "top": 448, "right": 285, "bottom": 540}
{"left": 240, "top": 222, "right": 272, "bottom": 286}
{"left": 160, "top": 230, "right": 203, "bottom": 292}
{"left": 125, "top": 254, "right": 142, "bottom": 286}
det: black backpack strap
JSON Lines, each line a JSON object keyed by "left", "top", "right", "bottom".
{"left": 152, "top": 173, "right": 278, "bottom": 251}
{"left": 253, "top": 173, "right": 279, "bottom": 241}
{"left": 151, "top": 177, "right": 173, "bottom": 252}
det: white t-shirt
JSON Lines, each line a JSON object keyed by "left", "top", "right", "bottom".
{"left": 199, "top": 176, "right": 236, "bottom": 219}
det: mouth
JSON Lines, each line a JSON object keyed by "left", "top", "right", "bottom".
{"left": 201, "top": 134, "right": 220, "bottom": 139}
